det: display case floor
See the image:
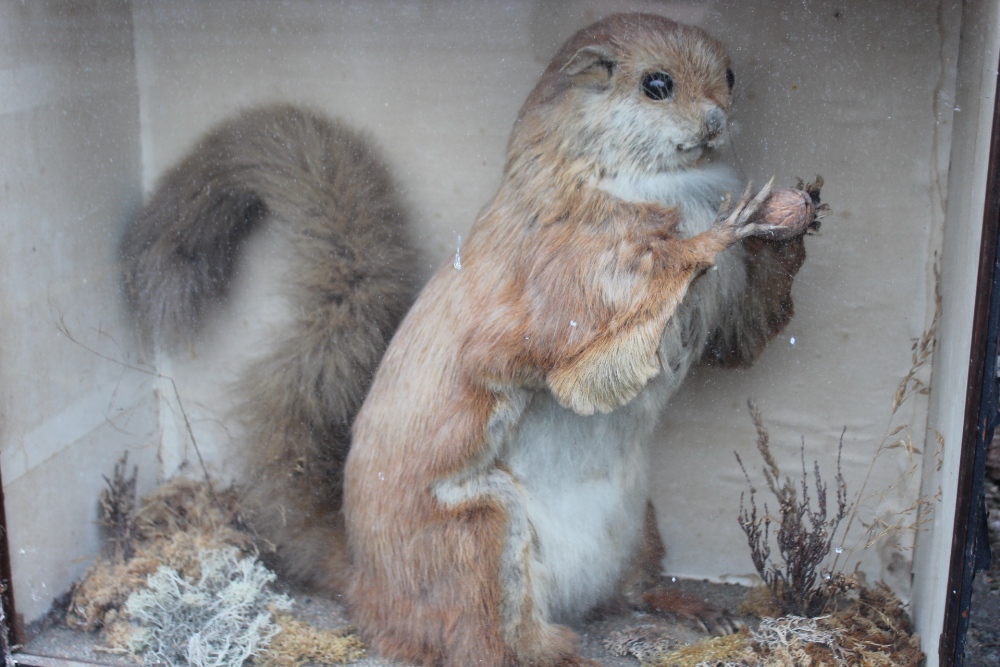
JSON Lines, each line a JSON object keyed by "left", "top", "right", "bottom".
{"left": 17, "top": 578, "right": 753, "bottom": 667}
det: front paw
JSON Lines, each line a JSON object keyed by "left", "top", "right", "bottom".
{"left": 714, "top": 179, "right": 775, "bottom": 236}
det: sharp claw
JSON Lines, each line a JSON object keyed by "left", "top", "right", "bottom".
{"left": 755, "top": 176, "right": 776, "bottom": 205}
{"left": 697, "top": 610, "right": 741, "bottom": 636}
{"left": 734, "top": 177, "right": 773, "bottom": 225}
{"left": 740, "top": 223, "right": 772, "bottom": 238}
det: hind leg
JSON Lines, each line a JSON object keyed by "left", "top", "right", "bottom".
{"left": 349, "top": 467, "right": 600, "bottom": 667}
{"left": 620, "top": 501, "right": 738, "bottom": 635}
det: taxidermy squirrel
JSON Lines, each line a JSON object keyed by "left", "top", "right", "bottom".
{"left": 120, "top": 105, "right": 416, "bottom": 591}
{"left": 121, "top": 13, "right": 822, "bottom": 667}
{"left": 344, "top": 12, "right": 821, "bottom": 667}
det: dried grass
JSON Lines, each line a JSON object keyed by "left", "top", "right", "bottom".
{"left": 734, "top": 269, "right": 943, "bottom": 621}
{"left": 647, "top": 628, "right": 754, "bottom": 667}
{"left": 69, "top": 470, "right": 367, "bottom": 667}
{"left": 67, "top": 476, "right": 250, "bottom": 632}
{"left": 66, "top": 553, "right": 161, "bottom": 632}
{"left": 134, "top": 479, "right": 242, "bottom": 541}
{"left": 258, "top": 612, "right": 366, "bottom": 667}
{"left": 823, "top": 585, "right": 923, "bottom": 667}
{"left": 646, "top": 586, "right": 922, "bottom": 667}
{"left": 830, "top": 265, "right": 943, "bottom": 569}
{"left": 736, "top": 585, "right": 784, "bottom": 618}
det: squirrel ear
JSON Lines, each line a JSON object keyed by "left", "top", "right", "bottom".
{"left": 560, "top": 44, "right": 617, "bottom": 82}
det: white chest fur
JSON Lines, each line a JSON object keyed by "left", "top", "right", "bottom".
{"left": 503, "top": 163, "right": 747, "bottom": 623}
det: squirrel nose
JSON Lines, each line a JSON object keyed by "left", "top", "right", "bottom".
{"left": 704, "top": 106, "right": 726, "bottom": 138}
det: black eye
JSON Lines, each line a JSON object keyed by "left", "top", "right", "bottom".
{"left": 641, "top": 72, "right": 673, "bottom": 100}
{"left": 726, "top": 69, "right": 735, "bottom": 91}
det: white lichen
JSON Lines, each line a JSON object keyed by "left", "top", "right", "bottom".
{"left": 124, "top": 547, "right": 290, "bottom": 667}
{"left": 752, "top": 614, "right": 840, "bottom": 649}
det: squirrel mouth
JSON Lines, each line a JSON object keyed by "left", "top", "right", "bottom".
{"left": 677, "top": 132, "right": 724, "bottom": 153}
{"left": 677, "top": 139, "right": 711, "bottom": 153}
{"left": 678, "top": 114, "right": 727, "bottom": 152}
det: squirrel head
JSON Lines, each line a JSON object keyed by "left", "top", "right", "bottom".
{"left": 506, "top": 13, "right": 734, "bottom": 179}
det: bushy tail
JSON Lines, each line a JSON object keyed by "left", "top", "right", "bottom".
{"left": 121, "top": 105, "right": 417, "bottom": 592}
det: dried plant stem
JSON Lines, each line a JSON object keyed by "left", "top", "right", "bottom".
{"left": 830, "top": 264, "right": 941, "bottom": 572}
{"left": 52, "top": 312, "right": 216, "bottom": 499}
{"left": 736, "top": 402, "right": 848, "bottom": 617}
{"left": 100, "top": 452, "right": 138, "bottom": 561}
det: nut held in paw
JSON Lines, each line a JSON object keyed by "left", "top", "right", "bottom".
{"left": 754, "top": 188, "right": 816, "bottom": 240}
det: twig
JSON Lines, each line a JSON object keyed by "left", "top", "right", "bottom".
{"left": 830, "top": 263, "right": 941, "bottom": 571}
{"left": 51, "top": 309, "right": 217, "bottom": 501}
{"left": 100, "top": 452, "right": 138, "bottom": 560}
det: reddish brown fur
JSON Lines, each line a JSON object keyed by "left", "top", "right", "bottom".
{"left": 345, "top": 13, "right": 816, "bottom": 667}
{"left": 118, "top": 18, "right": 817, "bottom": 667}
{"left": 346, "top": 185, "right": 751, "bottom": 667}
